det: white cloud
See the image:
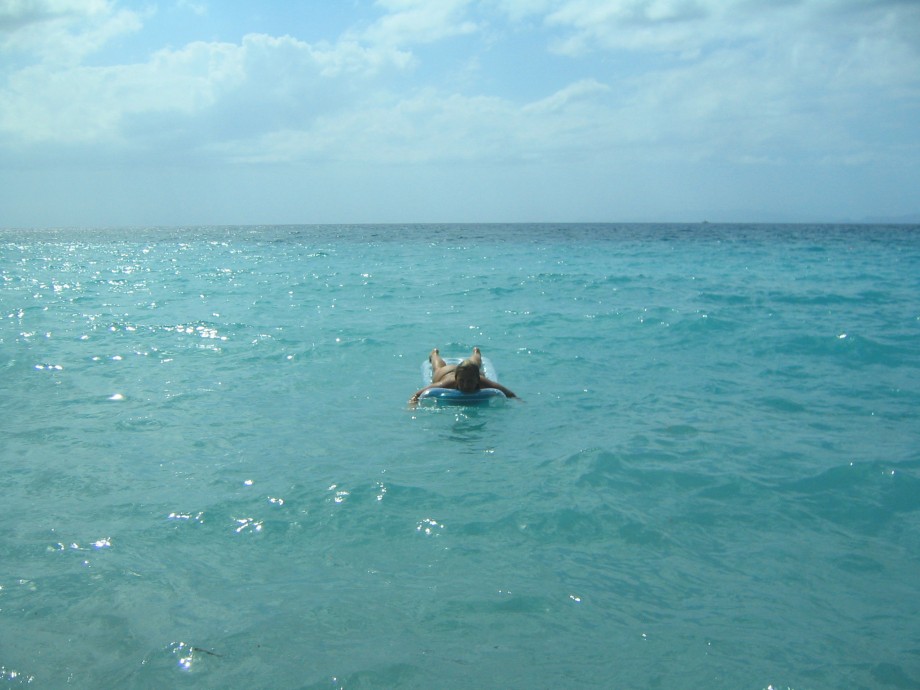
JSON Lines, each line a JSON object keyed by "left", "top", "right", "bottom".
{"left": 541, "top": 0, "right": 713, "bottom": 55}
{"left": 208, "top": 77, "right": 625, "bottom": 170}
{"left": 208, "top": 89, "right": 517, "bottom": 165}
{"left": 523, "top": 78, "right": 609, "bottom": 114}
{"left": 0, "top": 19, "right": 412, "bottom": 149}
{"left": 490, "top": 0, "right": 555, "bottom": 23}
{"left": 175, "top": 0, "right": 207, "bottom": 17}
{"left": 0, "top": 0, "right": 111, "bottom": 28}
{"left": 0, "top": 0, "right": 144, "bottom": 65}
{"left": 0, "top": 0, "right": 917, "bottom": 211}
{"left": 359, "top": 0, "right": 479, "bottom": 46}
{"left": 508, "top": 0, "right": 920, "bottom": 97}
{"left": 505, "top": 0, "right": 920, "bottom": 165}
{"left": 1, "top": 38, "right": 244, "bottom": 145}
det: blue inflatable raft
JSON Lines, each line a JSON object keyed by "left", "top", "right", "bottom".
{"left": 418, "top": 356, "right": 507, "bottom": 404}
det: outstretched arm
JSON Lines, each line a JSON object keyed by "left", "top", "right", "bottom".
{"left": 409, "top": 379, "right": 458, "bottom": 405}
{"left": 479, "top": 376, "right": 518, "bottom": 399}
{"left": 409, "top": 384, "right": 433, "bottom": 405}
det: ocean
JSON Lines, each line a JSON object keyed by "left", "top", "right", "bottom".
{"left": 1, "top": 223, "right": 918, "bottom": 689}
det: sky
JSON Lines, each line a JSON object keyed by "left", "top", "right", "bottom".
{"left": 1, "top": 0, "right": 918, "bottom": 226}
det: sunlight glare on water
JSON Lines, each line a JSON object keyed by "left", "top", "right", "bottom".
{"left": 1, "top": 224, "right": 919, "bottom": 688}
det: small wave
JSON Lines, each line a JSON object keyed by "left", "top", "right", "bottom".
{"left": 778, "top": 460, "right": 920, "bottom": 531}
{"left": 114, "top": 416, "right": 165, "bottom": 432}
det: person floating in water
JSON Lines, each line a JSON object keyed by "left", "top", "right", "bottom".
{"left": 409, "top": 347, "right": 518, "bottom": 404}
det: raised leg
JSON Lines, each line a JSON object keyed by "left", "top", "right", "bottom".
{"left": 429, "top": 348, "right": 447, "bottom": 370}
{"left": 469, "top": 346, "right": 482, "bottom": 367}
{"left": 430, "top": 348, "right": 455, "bottom": 382}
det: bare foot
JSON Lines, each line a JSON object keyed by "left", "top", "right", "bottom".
{"left": 466, "top": 346, "right": 483, "bottom": 368}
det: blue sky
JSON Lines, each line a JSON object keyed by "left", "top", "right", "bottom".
{"left": 1, "top": 0, "right": 918, "bottom": 226}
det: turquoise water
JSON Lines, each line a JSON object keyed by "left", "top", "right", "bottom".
{"left": 1, "top": 224, "right": 919, "bottom": 689}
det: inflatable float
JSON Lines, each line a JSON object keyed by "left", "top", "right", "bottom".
{"left": 418, "top": 356, "right": 507, "bottom": 404}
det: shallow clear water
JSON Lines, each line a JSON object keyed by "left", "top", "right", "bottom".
{"left": 2, "top": 224, "right": 919, "bottom": 689}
